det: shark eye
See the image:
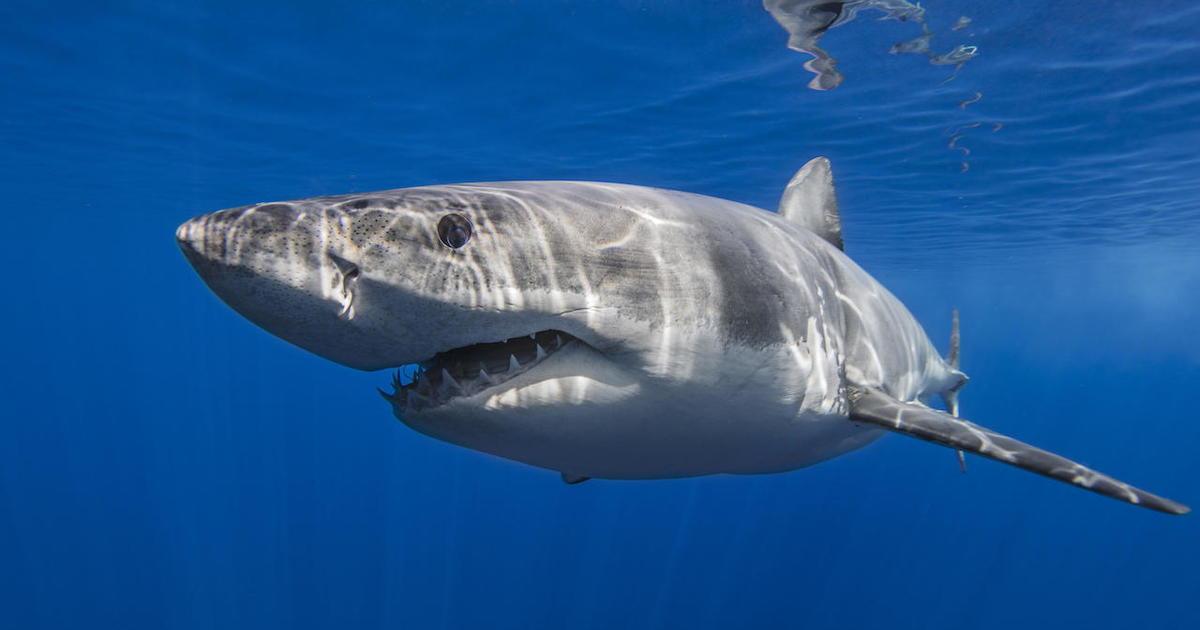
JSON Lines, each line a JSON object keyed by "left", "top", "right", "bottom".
{"left": 437, "top": 214, "right": 473, "bottom": 249}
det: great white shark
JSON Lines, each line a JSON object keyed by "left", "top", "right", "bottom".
{"left": 177, "top": 158, "right": 1188, "bottom": 514}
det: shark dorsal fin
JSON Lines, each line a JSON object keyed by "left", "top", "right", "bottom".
{"left": 778, "top": 157, "right": 843, "bottom": 250}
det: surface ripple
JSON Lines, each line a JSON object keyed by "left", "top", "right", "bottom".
{"left": 1, "top": 0, "right": 1197, "bottom": 269}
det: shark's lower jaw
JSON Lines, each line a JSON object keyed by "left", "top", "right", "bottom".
{"left": 379, "top": 330, "right": 579, "bottom": 415}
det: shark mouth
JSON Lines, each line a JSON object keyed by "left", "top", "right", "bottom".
{"left": 379, "top": 330, "right": 577, "bottom": 415}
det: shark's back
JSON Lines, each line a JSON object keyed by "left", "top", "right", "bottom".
{"left": 436, "top": 178, "right": 961, "bottom": 404}
{"left": 472, "top": 176, "right": 960, "bottom": 403}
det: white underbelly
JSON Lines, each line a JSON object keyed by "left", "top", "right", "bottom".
{"left": 401, "top": 373, "right": 885, "bottom": 478}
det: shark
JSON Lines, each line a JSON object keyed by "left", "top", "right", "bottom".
{"left": 176, "top": 157, "right": 1188, "bottom": 514}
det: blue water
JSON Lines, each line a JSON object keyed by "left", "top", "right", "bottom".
{"left": 3, "top": 1, "right": 1198, "bottom": 628}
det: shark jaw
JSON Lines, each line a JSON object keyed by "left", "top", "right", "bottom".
{"left": 378, "top": 329, "right": 583, "bottom": 416}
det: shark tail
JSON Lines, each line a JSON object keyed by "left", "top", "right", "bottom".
{"left": 847, "top": 385, "right": 1189, "bottom": 515}
{"left": 946, "top": 308, "right": 961, "bottom": 370}
{"left": 942, "top": 309, "right": 967, "bottom": 471}
{"left": 942, "top": 308, "right": 963, "bottom": 415}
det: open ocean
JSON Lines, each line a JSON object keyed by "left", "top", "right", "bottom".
{"left": 2, "top": 1, "right": 1198, "bottom": 628}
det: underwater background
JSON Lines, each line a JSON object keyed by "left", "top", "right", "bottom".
{"left": 2, "top": 1, "right": 1198, "bottom": 628}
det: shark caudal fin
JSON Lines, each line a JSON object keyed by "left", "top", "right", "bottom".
{"left": 847, "top": 385, "right": 1190, "bottom": 515}
{"left": 942, "top": 308, "right": 963, "bottom": 415}
{"left": 946, "top": 310, "right": 961, "bottom": 371}
{"left": 942, "top": 309, "right": 967, "bottom": 471}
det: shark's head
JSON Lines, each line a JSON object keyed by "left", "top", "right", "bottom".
{"left": 177, "top": 189, "right": 594, "bottom": 370}
{"left": 176, "top": 183, "right": 743, "bottom": 454}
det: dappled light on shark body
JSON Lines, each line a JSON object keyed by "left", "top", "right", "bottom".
{"left": 177, "top": 156, "right": 1188, "bottom": 514}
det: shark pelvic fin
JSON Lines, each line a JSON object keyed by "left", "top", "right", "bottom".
{"left": 561, "top": 473, "right": 590, "bottom": 485}
{"left": 846, "top": 385, "right": 1189, "bottom": 515}
{"left": 778, "top": 156, "right": 844, "bottom": 250}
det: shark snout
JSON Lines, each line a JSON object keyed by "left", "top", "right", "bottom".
{"left": 176, "top": 202, "right": 402, "bottom": 370}
{"left": 176, "top": 203, "right": 308, "bottom": 268}
{"left": 176, "top": 208, "right": 240, "bottom": 268}
{"left": 175, "top": 215, "right": 214, "bottom": 268}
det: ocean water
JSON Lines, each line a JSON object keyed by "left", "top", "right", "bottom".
{"left": 2, "top": 1, "right": 1198, "bottom": 628}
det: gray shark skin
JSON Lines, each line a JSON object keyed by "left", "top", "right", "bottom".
{"left": 177, "top": 158, "right": 1188, "bottom": 515}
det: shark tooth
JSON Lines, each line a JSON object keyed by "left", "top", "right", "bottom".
{"left": 509, "top": 354, "right": 521, "bottom": 372}
{"left": 377, "top": 387, "right": 397, "bottom": 403}
{"left": 416, "top": 374, "right": 434, "bottom": 396}
{"left": 477, "top": 367, "right": 494, "bottom": 385}
{"left": 555, "top": 334, "right": 563, "bottom": 348}
{"left": 405, "top": 392, "right": 432, "bottom": 413}
{"left": 440, "top": 369, "right": 463, "bottom": 396}
{"left": 535, "top": 343, "right": 547, "bottom": 360}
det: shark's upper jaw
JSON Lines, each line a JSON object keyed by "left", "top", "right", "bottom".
{"left": 380, "top": 329, "right": 581, "bottom": 415}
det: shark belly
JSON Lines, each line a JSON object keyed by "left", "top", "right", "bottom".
{"left": 397, "top": 340, "right": 885, "bottom": 478}
{"left": 402, "top": 381, "right": 885, "bottom": 478}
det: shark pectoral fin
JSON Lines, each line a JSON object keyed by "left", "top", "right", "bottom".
{"left": 561, "top": 473, "right": 590, "bottom": 485}
{"left": 846, "top": 386, "right": 1190, "bottom": 515}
